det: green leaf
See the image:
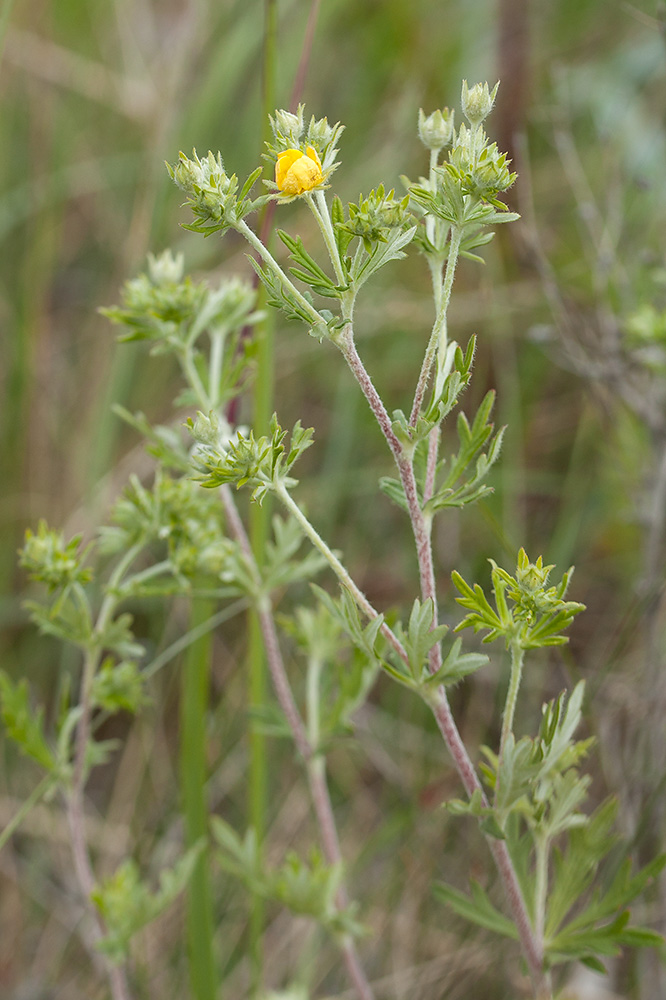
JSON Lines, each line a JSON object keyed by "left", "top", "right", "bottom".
{"left": 433, "top": 880, "right": 518, "bottom": 940}
{"left": 424, "top": 637, "right": 488, "bottom": 687}
{"left": 378, "top": 476, "right": 409, "bottom": 513}
{"left": 394, "top": 598, "right": 448, "bottom": 681}
{"left": 0, "top": 673, "right": 56, "bottom": 772}
{"left": 350, "top": 226, "right": 416, "bottom": 289}
{"left": 92, "top": 844, "right": 204, "bottom": 964}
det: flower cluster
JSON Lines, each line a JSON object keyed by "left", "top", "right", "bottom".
{"left": 168, "top": 150, "right": 240, "bottom": 231}
{"left": 337, "top": 185, "right": 414, "bottom": 251}
{"left": 100, "top": 251, "right": 206, "bottom": 343}
{"left": 20, "top": 521, "right": 93, "bottom": 590}
{"left": 266, "top": 105, "right": 345, "bottom": 200}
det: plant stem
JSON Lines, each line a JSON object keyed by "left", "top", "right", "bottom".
{"left": 180, "top": 597, "right": 217, "bottom": 1000}
{"left": 247, "top": 9, "right": 278, "bottom": 973}
{"left": 64, "top": 544, "right": 142, "bottom": 1000}
{"left": 0, "top": 775, "right": 54, "bottom": 852}
{"left": 208, "top": 326, "right": 226, "bottom": 409}
{"left": 310, "top": 189, "right": 348, "bottom": 287}
{"left": 181, "top": 345, "right": 211, "bottom": 412}
{"left": 534, "top": 833, "right": 549, "bottom": 947}
{"left": 500, "top": 641, "right": 525, "bottom": 762}
{"left": 67, "top": 646, "right": 132, "bottom": 1000}
{"left": 274, "top": 481, "right": 408, "bottom": 666}
{"left": 337, "top": 330, "right": 440, "bottom": 669}
{"left": 409, "top": 225, "right": 462, "bottom": 425}
{"left": 306, "top": 654, "right": 322, "bottom": 750}
{"left": 431, "top": 692, "right": 547, "bottom": 991}
{"left": 236, "top": 218, "right": 322, "bottom": 328}
{"left": 333, "top": 320, "right": 548, "bottom": 994}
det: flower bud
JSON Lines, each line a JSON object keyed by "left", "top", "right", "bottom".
{"left": 271, "top": 106, "right": 305, "bottom": 146}
{"left": 190, "top": 410, "right": 221, "bottom": 447}
{"left": 147, "top": 250, "right": 184, "bottom": 286}
{"left": 418, "top": 108, "right": 455, "bottom": 151}
{"left": 306, "top": 115, "right": 337, "bottom": 152}
{"left": 461, "top": 80, "right": 499, "bottom": 126}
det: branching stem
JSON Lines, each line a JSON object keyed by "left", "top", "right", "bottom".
{"left": 219, "top": 485, "right": 375, "bottom": 1000}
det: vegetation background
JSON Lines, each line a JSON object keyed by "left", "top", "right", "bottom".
{"left": 1, "top": 0, "right": 666, "bottom": 997}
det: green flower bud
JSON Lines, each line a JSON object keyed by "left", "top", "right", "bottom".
{"left": 190, "top": 410, "right": 222, "bottom": 447}
{"left": 271, "top": 106, "right": 305, "bottom": 147}
{"left": 167, "top": 150, "right": 238, "bottom": 229}
{"left": 461, "top": 80, "right": 499, "bottom": 126}
{"left": 306, "top": 114, "right": 337, "bottom": 152}
{"left": 147, "top": 250, "right": 184, "bottom": 285}
{"left": 20, "top": 521, "right": 92, "bottom": 590}
{"left": 418, "top": 108, "right": 455, "bottom": 151}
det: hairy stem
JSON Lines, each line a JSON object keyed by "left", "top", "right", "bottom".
{"left": 68, "top": 641, "right": 131, "bottom": 996}
{"left": 274, "top": 480, "right": 408, "bottom": 665}
{"left": 310, "top": 189, "right": 347, "bottom": 287}
{"left": 500, "top": 641, "right": 525, "bottom": 762}
{"left": 333, "top": 322, "right": 547, "bottom": 992}
{"left": 534, "top": 833, "right": 549, "bottom": 948}
{"left": 236, "top": 218, "right": 322, "bottom": 328}
{"left": 431, "top": 692, "right": 547, "bottom": 989}
{"left": 337, "top": 329, "right": 440, "bottom": 669}
{"left": 410, "top": 225, "right": 462, "bottom": 425}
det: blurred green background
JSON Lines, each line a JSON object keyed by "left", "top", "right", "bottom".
{"left": 2, "top": 1, "right": 666, "bottom": 997}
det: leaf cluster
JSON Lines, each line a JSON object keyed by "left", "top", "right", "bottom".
{"left": 438, "top": 683, "right": 665, "bottom": 971}
{"left": 382, "top": 363, "right": 503, "bottom": 517}
{"left": 212, "top": 819, "right": 364, "bottom": 940}
{"left": 336, "top": 185, "right": 414, "bottom": 253}
{"left": 408, "top": 120, "right": 518, "bottom": 261}
{"left": 91, "top": 846, "right": 204, "bottom": 963}
{"left": 452, "top": 549, "right": 585, "bottom": 649}
{"left": 190, "top": 413, "right": 315, "bottom": 503}
{"left": 167, "top": 151, "right": 269, "bottom": 236}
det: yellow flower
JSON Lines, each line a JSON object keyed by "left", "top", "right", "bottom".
{"left": 275, "top": 146, "right": 323, "bottom": 195}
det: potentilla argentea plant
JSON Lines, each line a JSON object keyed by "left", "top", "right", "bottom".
{"left": 3, "top": 82, "right": 664, "bottom": 1000}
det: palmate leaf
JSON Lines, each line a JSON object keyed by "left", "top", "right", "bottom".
{"left": 92, "top": 844, "right": 203, "bottom": 964}
{"left": 350, "top": 226, "right": 416, "bottom": 290}
{"left": 425, "top": 391, "right": 504, "bottom": 515}
{"left": 423, "top": 637, "right": 488, "bottom": 689}
{"left": 278, "top": 229, "right": 347, "bottom": 299}
{"left": 0, "top": 673, "right": 56, "bottom": 772}
{"left": 311, "top": 585, "right": 384, "bottom": 664}
{"left": 393, "top": 598, "right": 448, "bottom": 681}
{"left": 433, "top": 879, "right": 518, "bottom": 940}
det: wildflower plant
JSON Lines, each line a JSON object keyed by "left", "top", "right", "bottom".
{"left": 3, "top": 82, "right": 664, "bottom": 1000}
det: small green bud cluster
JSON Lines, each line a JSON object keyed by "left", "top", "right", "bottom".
{"left": 20, "top": 521, "right": 92, "bottom": 590}
{"left": 167, "top": 150, "right": 245, "bottom": 234}
{"left": 146, "top": 249, "right": 185, "bottom": 285}
{"left": 409, "top": 82, "right": 517, "bottom": 249}
{"left": 338, "top": 185, "right": 414, "bottom": 251}
{"left": 418, "top": 107, "right": 455, "bottom": 152}
{"left": 270, "top": 105, "right": 306, "bottom": 148}
{"left": 448, "top": 122, "right": 515, "bottom": 201}
{"left": 453, "top": 549, "right": 585, "bottom": 649}
{"left": 101, "top": 470, "right": 230, "bottom": 576}
{"left": 100, "top": 252, "right": 207, "bottom": 344}
{"left": 190, "top": 414, "right": 314, "bottom": 504}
